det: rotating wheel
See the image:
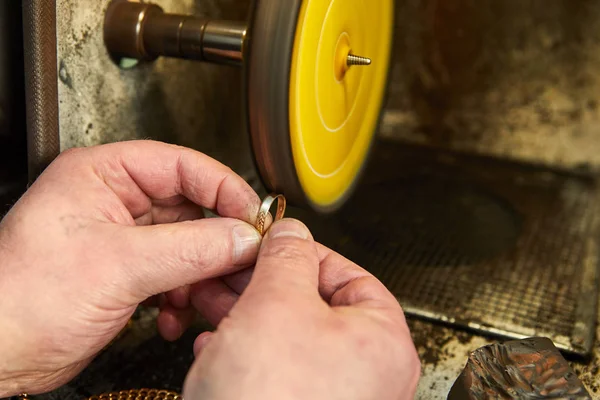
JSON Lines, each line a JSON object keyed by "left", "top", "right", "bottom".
{"left": 104, "top": 0, "right": 394, "bottom": 213}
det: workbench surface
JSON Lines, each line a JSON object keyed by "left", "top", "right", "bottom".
{"left": 24, "top": 303, "right": 599, "bottom": 399}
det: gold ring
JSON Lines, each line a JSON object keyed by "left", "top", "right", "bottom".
{"left": 256, "top": 194, "right": 286, "bottom": 235}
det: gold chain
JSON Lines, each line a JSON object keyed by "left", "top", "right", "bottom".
{"left": 19, "top": 388, "right": 182, "bottom": 399}
{"left": 87, "top": 388, "right": 182, "bottom": 399}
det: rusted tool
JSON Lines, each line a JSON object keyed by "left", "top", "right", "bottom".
{"left": 448, "top": 337, "right": 591, "bottom": 399}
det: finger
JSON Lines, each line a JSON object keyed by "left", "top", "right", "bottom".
{"left": 135, "top": 199, "right": 205, "bottom": 226}
{"left": 190, "top": 279, "right": 239, "bottom": 326}
{"left": 142, "top": 198, "right": 201, "bottom": 311}
{"left": 92, "top": 140, "right": 262, "bottom": 224}
{"left": 222, "top": 267, "right": 254, "bottom": 295}
{"left": 166, "top": 286, "right": 191, "bottom": 309}
{"left": 315, "top": 242, "right": 402, "bottom": 311}
{"left": 142, "top": 287, "right": 191, "bottom": 310}
{"left": 240, "top": 219, "right": 321, "bottom": 305}
{"left": 157, "top": 304, "right": 196, "bottom": 341}
{"left": 193, "top": 331, "right": 214, "bottom": 357}
{"left": 112, "top": 218, "right": 261, "bottom": 303}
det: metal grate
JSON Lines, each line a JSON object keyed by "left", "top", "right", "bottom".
{"left": 288, "top": 142, "right": 600, "bottom": 357}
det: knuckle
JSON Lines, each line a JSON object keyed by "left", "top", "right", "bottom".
{"left": 57, "top": 146, "right": 83, "bottom": 160}
{"left": 152, "top": 222, "right": 203, "bottom": 268}
{"left": 177, "top": 223, "right": 210, "bottom": 263}
{"left": 51, "top": 147, "right": 87, "bottom": 169}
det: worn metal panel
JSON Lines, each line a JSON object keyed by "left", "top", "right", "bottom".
{"left": 56, "top": 0, "right": 254, "bottom": 174}
{"left": 383, "top": 0, "right": 600, "bottom": 170}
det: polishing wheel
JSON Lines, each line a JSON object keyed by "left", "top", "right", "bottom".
{"left": 104, "top": 0, "right": 394, "bottom": 213}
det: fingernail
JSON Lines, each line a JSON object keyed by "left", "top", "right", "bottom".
{"left": 268, "top": 219, "right": 310, "bottom": 240}
{"left": 233, "top": 224, "right": 261, "bottom": 264}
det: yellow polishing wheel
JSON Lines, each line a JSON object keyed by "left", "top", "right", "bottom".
{"left": 247, "top": 0, "right": 394, "bottom": 212}
{"left": 102, "top": 0, "right": 393, "bottom": 213}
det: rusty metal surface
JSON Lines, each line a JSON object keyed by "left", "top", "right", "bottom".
{"left": 410, "top": 318, "right": 600, "bottom": 399}
{"left": 446, "top": 337, "right": 591, "bottom": 399}
{"left": 382, "top": 0, "right": 600, "bottom": 171}
{"left": 56, "top": 0, "right": 254, "bottom": 175}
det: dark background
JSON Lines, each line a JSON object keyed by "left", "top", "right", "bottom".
{"left": 0, "top": 2, "right": 28, "bottom": 216}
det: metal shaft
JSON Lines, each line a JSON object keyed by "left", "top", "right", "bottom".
{"left": 104, "top": 0, "right": 246, "bottom": 66}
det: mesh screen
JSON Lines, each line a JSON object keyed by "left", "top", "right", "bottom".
{"left": 289, "top": 142, "right": 600, "bottom": 356}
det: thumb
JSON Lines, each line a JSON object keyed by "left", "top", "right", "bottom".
{"left": 111, "top": 218, "right": 262, "bottom": 303}
{"left": 240, "top": 219, "right": 321, "bottom": 306}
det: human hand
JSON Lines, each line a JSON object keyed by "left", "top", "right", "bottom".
{"left": 184, "top": 219, "right": 421, "bottom": 400}
{"left": 0, "top": 140, "right": 264, "bottom": 396}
